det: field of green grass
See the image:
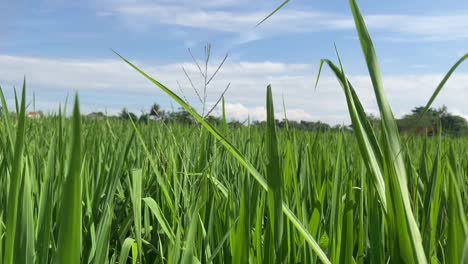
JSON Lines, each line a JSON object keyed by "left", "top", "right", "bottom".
{"left": 0, "top": 91, "right": 467, "bottom": 263}
{"left": 0, "top": 0, "right": 467, "bottom": 263}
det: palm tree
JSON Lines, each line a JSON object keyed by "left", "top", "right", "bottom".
{"left": 149, "top": 103, "right": 161, "bottom": 117}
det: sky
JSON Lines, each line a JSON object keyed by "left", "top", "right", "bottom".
{"left": 0, "top": 0, "right": 467, "bottom": 124}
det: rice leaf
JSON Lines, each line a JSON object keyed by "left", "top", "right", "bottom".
{"left": 256, "top": 0, "right": 290, "bottom": 27}
{"left": 349, "top": 0, "right": 426, "bottom": 262}
{"left": 3, "top": 80, "right": 27, "bottom": 264}
{"left": 55, "top": 94, "right": 83, "bottom": 263}
{"left": 143, "top": 197, "right": 176, "bottom": 243}
{"left": 114, "top": 51, "right": 331, "bottom": 264}
{"left": 265, "top": 85, "right": 284, "bottom": 262}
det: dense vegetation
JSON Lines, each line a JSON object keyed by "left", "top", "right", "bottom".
{"left": 0, "top": 92, "right": 467, "bottom": 263}
{"left": 85, "top": 103, "right": 468, "bottom": 136}
{"left": 396, "top": 106, "right": 468, "bottom": 136}
{"left": 0, "top": 0, "right": 467, "bottom": 263}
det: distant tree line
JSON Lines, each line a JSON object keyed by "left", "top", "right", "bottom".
{"left": 367, "top": 105, "right": 468, "bottom": 136}
{"left": 116, "top": 104, "right": 196, "bottom": 125}
{"left": 3, "top": 101, "right": 466, "bottom": 136}
{"left": 79, "top": 103, "right": 468, "bottom": 136}
{"left": 104, "top": 103, "right": 346, "bottom": 132}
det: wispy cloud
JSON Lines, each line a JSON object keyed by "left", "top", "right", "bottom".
{"left": 208, "top": 103, "right": 313, "bottom": 122}
{"left": 114, "top": 4, "right": 345, "bottom": 33}
{"left": 365, "top": 14, "right": 468, "bottom": 41}
{"left": 111, "top": 2, "right": 468, "bottom": 42}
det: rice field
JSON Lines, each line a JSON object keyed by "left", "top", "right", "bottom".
{"left": 1, "top": 0, "right": 467, "bottom": 263}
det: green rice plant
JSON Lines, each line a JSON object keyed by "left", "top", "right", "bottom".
{"left": 314, "top": 0, "right": 467, "bottom": 262}
{"left": 0, "top": 1, "right": 466, "bottom": 263}
{"left": 113, "top": 0, "right": 467, "bottom": 263}
{"left": 55, "top": 95, "right": 83, "bottom": 263}
{"left": 3, "top": 81, "right": 27, "bottom": 264}
{"left": 0, "top": 86, "right": 466, "bottom": 263}
{"left": 264, "top": 85, "right": 284, "bottom": 263}
{"left": 115, "top": 51, "right": 332, "bottom": 264}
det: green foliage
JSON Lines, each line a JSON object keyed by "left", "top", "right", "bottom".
{"left": 0, "top": 1, "right": 466, "bottom": 263}
{"left": 397, "top": 105, "right": 468, "bottom": 136}
{"left": 441, "top": 114, "right": 468, "bottom": 136}
{"left": 0, "top": 88, "right": 467, "bottom": 263}
{"left": 3, "top": 80, "right": 27, "bottom": 264}
{"left": 55, "top": 95, "right": 83, "bottom": 263}
{"left": 119, "top": 108, "right": 138, "bottom": 122}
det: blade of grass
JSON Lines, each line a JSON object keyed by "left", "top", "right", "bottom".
{"left": 316, "top": 59, "right": 387, "bottom": 211}
{"left": 0, "top": 87, "right": 14, "bottom": 154}
{"left": 256, "top": 0, "right": 290, "bottom": 27}
{"left": 265, "top": 85, "right": 284, "bottom": 262}
{"left": 128, "top": 118, "right": 175, "bottom": 217}
{"left": 114, "top": 51, "right": 331, "bottom": 264}
{"left": 221, "top": 96, "right": 228, "bottom": 136}
{"left": 36, "top": 134, "right": 57, "bottom": 264}
{"left": 349, "top": 0, "right": 426, "bottom": 262}
{"left": 417, "top": 53, "right": 468, "bottom": 123}
{"left": 92, "top": 205, "right": 114, "bottom": 264}
{"left": 118, "top": 238, "right": 136, "bottom": 264}
{"left": 55, "top": 94, "right": 83, "bottom": 263}
{"left": 447, "top": 147, "right": 468, "bottom": 264}
{"left": 14, "top": 163, "right": 35, "bottom": 264}
{"left": 329, "top": 133, "right": 343, "bottom": 263}
{"left": 3, "top": 79, "right": 27, "bottom": 264}
{"left": 143, "top": 197, "right": 176, "bottom": 243}
{"left": 131, "top": 169, "right": 143, "bottom": 263}
{"left": 181, "top": 206, "right": 200, "bottom": 264}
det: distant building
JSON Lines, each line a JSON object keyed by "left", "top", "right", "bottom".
{"left": 27, "top": 112, "right": 43, "bottom": 119}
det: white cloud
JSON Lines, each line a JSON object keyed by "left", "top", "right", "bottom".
{"left": 208, "top": 103, "right": 312, "bottom": 122}
{"left": 215, "top": 103, "right": 266, "bottom": 121}
{"left": 0, "top": 54, "right": 152, "bottom": 91}
{"left": 115, "top": 4, "right": 345, "bottom": 34}
{"left": 0, "top": 54, "right": 466, "bottom": 124}
{"left": 365, "top": 14, "right": 468, "bottom": 41}
{"left": 111, "top": 2, "right": 468, "bottom": 42}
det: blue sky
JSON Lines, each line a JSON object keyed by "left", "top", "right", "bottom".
{"left": 0, "top": 0, "right": 467, "bottom": 124}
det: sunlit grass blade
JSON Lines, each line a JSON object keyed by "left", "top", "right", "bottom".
{"left": 131, "top": 169, "right": 143, "bottom": 263}
{"left": 256, "top": 0, "right": 290, "bottom": 27}
{"left": 316, "top": 59, "right": 387, "bottom": 211}
{"left": 118, "top": 238, "right": 136, "bottom": 264}
{"left": 128, "top": 117, "right": 175, "bottom": 216}
{"left": 417, "top": 53, "right": 468, "bottom": 122}
{"left": 0, "top": 87, "right": 14, "bottom": 153}
{"left": 181, "top": 206, "right": 200, "bottom": 264}
{"left": 231, "top": 178, "right": 250, "bottom": 263}
{"left": 92, "top": 205, "right": 113, "bottom": 264}
{"left": 447, "top": 147, "right": 468, "bottom": 263}
{"left": 422, "top": 135, "right": 442, "bottom": 258}
{"left": 340, "top": 182, "right": 355, "bottom": 264}
{"left": 55, "top": 94, "right": 82, "bottom": 263}
{"left": 349, "top": 0, "right": 426, "bottom": 262}
{"left": 329, "top": 133, "right": 343, "bottom": 263}
{"left": 265, "top": 85, "right": 284, "bottom": 262}
{"left": 13, "top": 87, "right": 19, "bottom": 116}
{"left": 36, "top": 134, "right": 56, "bottom": 264}
{"left": 143, "top": 197, "right": 176, "bottom": 243}
{"left": 114, "top": 51, "right": 331, "bottom": 264}
{"left": 3, "top": 80, "right": 27, "bottom": 264}
{"left": 221, "top": 96, "right": 228, "bottom": 136}
{"left": 14, "top": 163, "right": 35, "bottom": 264}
